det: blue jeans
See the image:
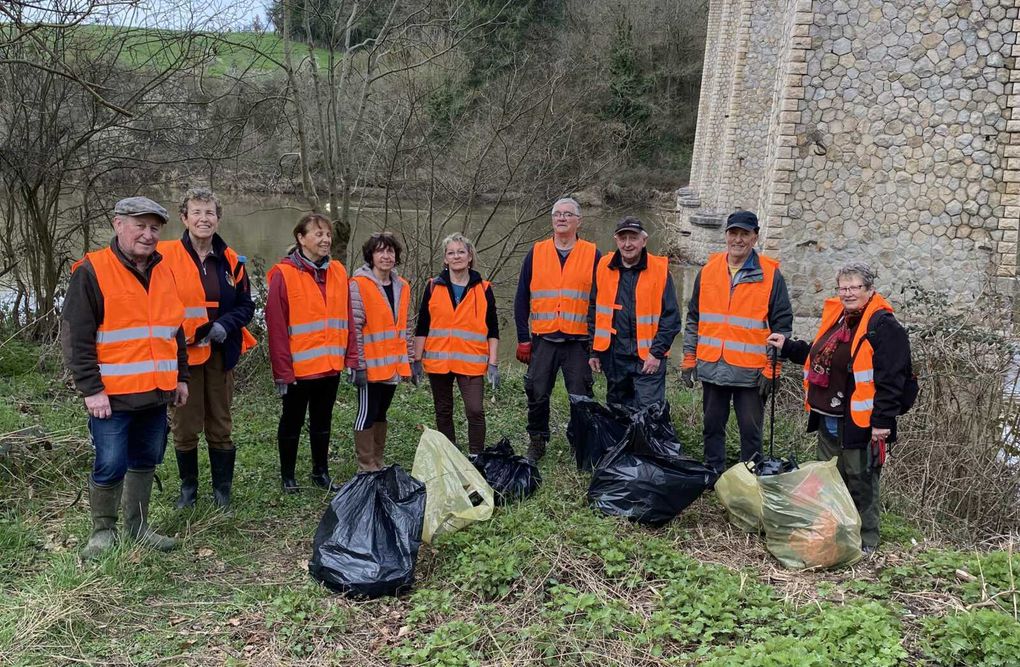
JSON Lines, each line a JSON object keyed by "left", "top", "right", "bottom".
{"left": 89, "top": 405, "right": 169, "bottom": 486}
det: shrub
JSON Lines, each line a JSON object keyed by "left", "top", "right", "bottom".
{"left": 923, "top": 610, "right": 1020, "bottom": 666}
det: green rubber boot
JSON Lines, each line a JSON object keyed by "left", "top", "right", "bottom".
{"left": 121, "top": 468, "right": 178, "bottom": 552}
{"left": 81, "top": 477, "right": 123, "bottom": 560}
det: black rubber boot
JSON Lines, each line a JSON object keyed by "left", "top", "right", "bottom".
{"left": 174, "top": 448, "right": 199, "bottom": 509}
{"left": 208, "top": 447, "right": 236, "bottom": 509}
{"left": 526, "top": 436, "right": 547, "bottom": 463}
{"left": 279, "top": 436, "right": 299, "bottom": 494}
{"left": 309, "top": 430, "right": 340, "bottom": 492}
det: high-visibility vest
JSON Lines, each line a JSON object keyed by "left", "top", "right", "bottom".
{"left": 422, "top": 279, "right": 491, "bottom": 376}
{"left": 592, "top": 252, "right": 670, "bottom": 360}
{"left": 804, "top": 294, "right": 894, "bottom": 428}
{"left": 695, "top": 252, "right": 778, "bottom": 370}
{"left": 267, "top": 260, "right": 348, "bottom": 379}
{"left": 352, "top": 274, "right": 411, "bottom": 382}
{"left": 529, "top": 238, "right": 596, "bottom": 336}
{"left": 71, "top": 247, "right": 185, "bottom": 396}
{"left": 157, "top": 239, "right": 257, "bottom": 366}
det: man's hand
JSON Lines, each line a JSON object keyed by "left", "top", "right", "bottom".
{"left": 871, "top": 427, "right": 891, "bottom": 441}
{"left": 589, "top": 357, "right": 602, "bottom": 374}
{"left": 208, "top": 322, "right": 227, "bottom": 343}
{"left": 516, "top": 342, "right": 532, "bottom": 365}
{"left": 173, "top": 382, "right": 189, "bottom": 407}
{"left": 766, "top": 332, "right": 786, "bottom": 350}
{"left": 84, "top": 391, "right": 112, "bottom": 419}
{"left": 757, "top": 372, "right": 773, "bottom": 401}
{"left": 641, "top": 355, "right": 661, "bottom": 375}
{"left": 680, "top": 367, "right": 697, "bottom": 389}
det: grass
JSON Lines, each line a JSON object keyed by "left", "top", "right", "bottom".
{"left": 2, "top": 343, "right": 1020, "bottom": 665}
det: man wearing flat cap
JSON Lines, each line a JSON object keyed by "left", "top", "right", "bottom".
{"left": 682, "top": 210, "right": 792, "bottom": 473}
{"left": 589, "top": 217, "right": 682, "bottom": 407}
{"left": 62, "top": 196, "right": 189, "bottom": 560}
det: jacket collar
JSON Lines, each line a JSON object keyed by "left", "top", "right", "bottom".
{"left": 180, "top": 230, "right": 227, "bottom": 258}
{"left": 111, "top": 236, "right": 161, "bottom": 276}
{"left": 607, "top": 247, "right": 648, "bottom": 271}
{"left": 433, "top": 267, "right": 483, "bottom": 287}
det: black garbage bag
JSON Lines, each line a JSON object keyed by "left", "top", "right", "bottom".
{"left": 588, "top": 403, "right": 715, "bottom": 526}
{"left": 567, "top": 395, "right": 630, "bottom": 471}
{"left": 752, "top": 451, "right": 800, "bottom": 477}
{"left": 309, "top": 464, "right": 426, "bottom": 598}
{"left": 471, "top": 438, "right": 542, "bottom": 505}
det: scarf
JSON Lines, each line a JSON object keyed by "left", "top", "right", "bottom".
{"left": 807, "top": 307, "right": 865, "bottom": 388}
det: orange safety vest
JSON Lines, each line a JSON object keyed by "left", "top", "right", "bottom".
{"left": 695, "top": 252, "right": 778, "bottom": 370}
{"left": 267, "top": 260, "right": 349, "bottom": 379}
{"left": 157, "top": 240, "right": 257, "bottom": 366}
{"left": 72, "top": 247, "right": 185, "bottom": 396}
{"left": 529, "top": 238, "right": 597, "bottom": 336}
{"left": 352, "top": 275, "right": 411, "bottom": 382}
{"left": 422, "top": 279, "right": 491, "bottom": 376}
{"left": 804, "top": 294, "right": 894, "bottom": 428}
{"left": 592, "top": 252, "right": 670, "bottom": 360}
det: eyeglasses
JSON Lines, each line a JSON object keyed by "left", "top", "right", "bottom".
{"left": 836, "top": 285, "right": 866, "bottom": 295}
{"left": 552, "top": 211, "right": 579, "bottom": 219}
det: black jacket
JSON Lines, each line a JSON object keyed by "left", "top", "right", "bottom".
{"left": 781, "top": 309, "right": 910, "bottom": 448}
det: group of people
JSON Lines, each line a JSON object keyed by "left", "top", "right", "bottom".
{"left": 62, "top": 192, "right": 909, "bottom": 560}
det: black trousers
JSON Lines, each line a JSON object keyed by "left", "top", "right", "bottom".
{"left": 277, "top": 375, "right": 340, "bottom": 475}
{"left": 599, "top": 351, "right": 667, "bottom": 409}
{"left": 525, "top": 338, "right": 593, "bottom": 441}
{"left": 354, "top": 382, "right": 397, "bottom": 431}
{"left": 701, "top": 382, "right": 763, "bottom": 471}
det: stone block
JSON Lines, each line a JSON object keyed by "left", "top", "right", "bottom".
{"left": 779, "top": 112, "right": 802, "bottom": 124}
{"left": 781, "top": 98, "right": 800, "bottom": 112}
{"left": 999, "top": 242, "right": 1017, "bottom": 256}
{"left": 788, "top": 62, "right": 808, "bottom": 75}
{"left": 1005, "top": 170, "right": 1020, "bottom": 183}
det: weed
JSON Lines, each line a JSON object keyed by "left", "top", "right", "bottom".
{"left": 923, "top": 610, "right": 1020, "bottom": 667}
{"left": 390, "top": 620, "right": 484, "bottom": 666}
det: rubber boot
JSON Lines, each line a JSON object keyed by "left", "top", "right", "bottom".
{"left": 372, "top": 422, "right": 388, "bottom": 470}
{"left": 309, "top": 430, "right": 339, "bottom": 491}
{"left": 121, "top": 468, "right": 178, "bottom": 551}
{"left": 174, "top": 448, "right": 199, "bottom": 509}
{"left": 354, "top": 429, "right": 379, "bottom": 472}
{"left": 81, "top": 477, "right": 123, "bottom": 560}
{"left": 208, "top": 447, "right": 235, "bottom": 509}
{"left": 279, "top": 436, "right": 299, "bottom": 494}
{"left": 526, "top": 436, "right": 547, "bottom": 463}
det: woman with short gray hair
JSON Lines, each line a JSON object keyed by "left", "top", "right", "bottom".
{"left": 766, "top": 262, "right": 913, "bottom": 554}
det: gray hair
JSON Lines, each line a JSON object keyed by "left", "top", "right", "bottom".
{"left": 441, "top": 232, "right": 476, "bottom": 269}
{"left": 836, "top": 262, "right": 877, "bottom": 289}
{"left": 551, "top": 197, "right": 581, "bottom": 216}
{"left": 179, "top": 187, "right": 222, "bottom": 219}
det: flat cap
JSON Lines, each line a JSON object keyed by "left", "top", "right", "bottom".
{"left": 725, "top": 210, "right": 759, "bottom": 232}
{"left": 114, "top": 196, "right": 169, "bottom": 224}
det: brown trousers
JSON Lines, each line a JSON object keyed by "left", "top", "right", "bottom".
{"left": 171, "top": 349, "right": 235, "bottom": 452}
{"left": 428, "top": 372, "right": 486, "bottom": 454}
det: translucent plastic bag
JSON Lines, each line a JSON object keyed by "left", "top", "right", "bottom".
{"left": 411, "top": 428, "right": 494, "bottom": 544}
{"left": 759, "top": 458, "right": 863, "bottom": 569}
{"left": 715, "top": 462, "right": 764, "bottom": 533}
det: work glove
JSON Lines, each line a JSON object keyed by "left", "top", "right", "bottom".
{"left": 350, "top": 369, "right": 368, "bottom": 388}
{"left": 411, "top": 361, "right": 424, "bottom": 386}
{"left": 515, "top": 342, "right": 532, "bottom": 365}
{"left": 757, "top": 372, "right": 774, "bottom": 402}
{"left": 275, "top": 382, "right": 290, "bottom": 397}
{"left": 486, "top": 363, "right": 501, "bottom": 390}
{"left": 208, "top": 322, "right": 227, "bottom": 343}
{"left": 869, "top": 437, "right": 887, "bottom": 470}
{"left": 681, "top": 367, "right": 697, "bottom": 389}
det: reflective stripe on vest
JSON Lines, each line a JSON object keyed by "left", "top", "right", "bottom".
{"left": 353, "top": 274, "right": 411, "bottom": 382}
{"left": 802, "top": 294, "right": 894, "bottom": 428}
{"left": 422, "top": 279, "right": 491, "bottom": 376}
{"left": 529, "top": 239, "right": 597, "bottom": 336}
{"left": 268, "top": 260, "right": 349, "bottom": 379}
{"left": 158, "top": 240, "right": 258, "bottom": 365}
{"left": 592, "top": 253, "right": 670, "bottom": 360}
{"left": 79, "top": 247, "right": 185, "bottom": 395}
{"left": 695, "top": 252, "right": 778, "bottom": 369}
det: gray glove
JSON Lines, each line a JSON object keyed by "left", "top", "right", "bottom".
{"left": 411, "top": 361, "right": 424, "bottom": 386}
{"left": 208, "top": 322, "right": 227, "bottom": 343}
{"left": 351, "top": 369, "right": 368, "bottom": 388}
{"left": 758, "top": 372, "right": 774, "bottom": 402}
{"left": 681, "top": 367, "right": 697, "bottom": 389}
{"left": 275, "top": 382, "right": 290, "bottom": 397}
{"left": 486, "top": 363, "right": 500, "bottom": 390}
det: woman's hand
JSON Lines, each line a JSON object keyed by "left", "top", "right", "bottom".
{"left": 871, "top": 427, "right": 891, "bottom": 441}
{"left": 766, "top": 333, "right": 786, "bottom": 350}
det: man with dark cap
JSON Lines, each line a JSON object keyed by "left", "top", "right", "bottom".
{"left": 681, "top": 210, "right": 793, "bottom": 473}
{"left": 589, "top": 217, "right": 681, "bottom": 407}
{"left": 62, "top": 196, "right": 189, "bottom": 559}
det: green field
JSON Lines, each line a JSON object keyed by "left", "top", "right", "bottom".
{"left": 1, "top": 339, "right": 1019, "bottom": 665}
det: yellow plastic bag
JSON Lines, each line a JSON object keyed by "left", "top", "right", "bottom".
{"left": 759, "top": 458, "right": 862, "bottom": 570}
{"left": 411, "top": 428, "right": 495, "bottom": 544}
{"left": 715, "top": 462, "right": 764, "bottom": 533}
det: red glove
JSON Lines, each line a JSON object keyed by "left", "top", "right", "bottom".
{"left": 516, "top": 342, "right": 532, "bottom": 365}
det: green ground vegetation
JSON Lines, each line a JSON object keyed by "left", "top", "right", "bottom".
{"left": 2, "top": 342, "right": 1019, "bottom": 665}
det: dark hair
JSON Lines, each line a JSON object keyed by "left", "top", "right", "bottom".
{"left": 362, "top": 231, "right": 403, "bottom": 267}
{"left": 288, "top": 212, "right": 332, "bottom": 253}
{"left": 179, "top": 187, "right": 222, "bottom": 219}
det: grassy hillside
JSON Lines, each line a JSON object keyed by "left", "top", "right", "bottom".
{"left": 1, "top": 341, "right": 1018, "bottom": 665}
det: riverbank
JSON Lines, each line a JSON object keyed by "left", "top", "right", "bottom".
{"left": 2, "top": 342, "right": 1018, "bottom": 664}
